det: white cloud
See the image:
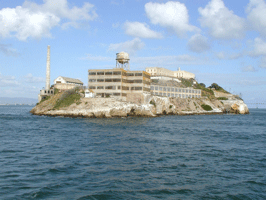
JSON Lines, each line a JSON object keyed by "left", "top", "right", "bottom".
{"left": 216, "top": 52, "right": 226, "bottom": 59}
{"left": 0, "top": 73, "right": 19, "bottom": 87}
{"left": 242, "top": 65, "right": 256, "bottom": 72}
{"left": 0, "top": 44, "right": 19, "bottom": 56}
{"left": 188, "top": 34, "right": 211, "bottom": 53}
{"left": 145, "top": 1, "right": 199, "bottom": 37}
{"left": 249, "top": 37, "right": 266, "bottom": 57}
{"left": 216, "top": 51, "right": 243, "bottom": 60}
{"left": 24, "top": 73, "right": 45, "bottom": 83}
{"left": 198, "top": 0, "right": 246, "bottom": 39}
{"left": 124, "top": 21, "right": 163, "bottom": 39}
{"left": 0, "top": 0, "right": 97, "bottom": 40}
{"left": 108, "top": 38, "right": 145, "bottom": 55}
{"left": 246, "top": 0, "right": 266, "bottom": 37}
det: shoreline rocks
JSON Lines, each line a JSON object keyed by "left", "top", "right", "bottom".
{"left": 30, "top": 94, "right": 249, "bottom": 118}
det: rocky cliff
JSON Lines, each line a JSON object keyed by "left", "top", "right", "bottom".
{"left": 30, "top": 90, "right": 249, "bottom": 118}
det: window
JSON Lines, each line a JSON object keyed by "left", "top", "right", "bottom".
{"left": 97, "top": 72, "right": 104, "bottom": 75}
{"left": 167, "top": 88, "right": 171, "bottom": 92}
{"left": 113, "top": 71, "right": 121, "bottom": 75}
{"left": 155, "top": 87, "right": 158, "bottom": 90}
{"left": 135, "top": 73, "right": 142, "bottom": 76}
{"left": 105, "top": 79, "right": 112, "bottom": 82}
{"left": 163, "top": 87, "right": 166, "bottom": 91}
{"left": 89, "top": 72, "right": 96, "bottom": 75}
{"left": 135, "top": 87, "right": 142, "bottom": 90}
{"left": 105, "top": 72, "right": 112, "bottom": 75}
{"left": 105, "top": 86, "right": 116, "bottom": 90}
{"left": 134, "top": 80, "right": 142, "bottom": 83}
{"left": 89, "top": 79, "right": 96, "bottom": 82}
{"left": 97, "top": 86, "right": 104, "bottom": 89}
{"left": 97, "top": 79, "right": 104, "bottom": 82}
{"left": 151, "top": 86, "right": 154, "bottom": 90}
{"left": 89, "top": 86, "right": 96, "bottom": 89}
{"left": 113, "top": 79, "right": 121, "bottom": 82}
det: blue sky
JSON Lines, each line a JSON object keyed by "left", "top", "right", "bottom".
{"left": 0, "top": 0, "right": 266, "bottom": 107}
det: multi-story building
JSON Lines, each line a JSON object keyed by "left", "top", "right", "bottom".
{"left": 150, "top": 85, "right": 201, "bottom": 98}
{"left": 88, "top": 68, "right": 151, "bottom": 101}
{"left": 146, "top": 67, "right": 195, "bottom": 79}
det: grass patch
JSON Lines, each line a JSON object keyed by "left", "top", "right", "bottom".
{"left": 181, "top": 78, "right": 194, "bottom": 87}
{"left": 217, "top": 97, "right": 228, "bottom": 100}
{"left": 38, "top": 96, "right": 51, "bottom": 105}
{"left": 54, "top": 89, "right": 81, "bottom": 109}
{"left": 201, "top": 104, "right": 213, "bottom": 111}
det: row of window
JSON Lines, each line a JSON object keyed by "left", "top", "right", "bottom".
{"left": 89, "top": 71, "right": 150, "bottom": 77}
{"left": 151, "top": 92, "right": 200, "bottom": 98}
{"left": 96, "top": 93, "right": 127, "bottom": 97}
{"left": 150, "top": 86, "right": 201, "bottom": 94}
{"left": 89, "top": 86, "right": 148, "bottom": 91}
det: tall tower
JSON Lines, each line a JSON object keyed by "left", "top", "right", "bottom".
{"left": 45, "top": 45, "right": 50, "bottom": 90}
{"left": 116, "top": 52, "right": 130, "bottom": 71}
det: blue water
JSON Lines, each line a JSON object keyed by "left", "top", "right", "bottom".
{"left": 0, "top": 105, "right": 265, "bottom": 199}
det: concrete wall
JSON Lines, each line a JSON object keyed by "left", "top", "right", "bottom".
{"left": 126, "top": 93, "right": 144, "bottom": 104}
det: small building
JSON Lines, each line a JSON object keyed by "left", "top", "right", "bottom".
{"left": 85, "top": 89, "right": 95, "bottom": 98}
{"left": 54, "top": 76, "right": 83, "bottom": 90}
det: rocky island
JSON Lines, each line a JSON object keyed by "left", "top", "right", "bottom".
{"left": 32, "top": 47, "right": 249, "bottom": 118}
{"left": 30, "top": 85, "right": 249, "bottom": 118}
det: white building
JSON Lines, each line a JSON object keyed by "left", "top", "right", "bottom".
{"left": 146, "top": 67, "right": 195, "bottom": 79}
{"left": 54, "top": 76, "right": 83, "bottom": 90}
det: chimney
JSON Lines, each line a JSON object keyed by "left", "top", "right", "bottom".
{"left": 45, "top": 45, "right": 50, "bottom": 90}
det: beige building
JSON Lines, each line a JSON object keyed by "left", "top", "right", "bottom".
{"left": 54, "top": 76, "right": 83, "bottom": 90}
{"left": 146, "top": 67, "right": 195, "bottom": 79}
{"left": 150, "top": 85, "right": 201, "bottom": 98}
{"left": 88, "top": 68, "right": 150, "bottom": 101}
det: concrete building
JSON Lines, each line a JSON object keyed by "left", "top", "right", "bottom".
{"left": 88, "top": 68, "right": 151, "bottom": 102}
{"left": 150, "top": 85, "right": 201, "bottom": 98}
{"left": 54, "top": 76, "right": 83, "bottom": 90}
{"left": 146, "top": 67, "right": 195, "bottom": 80}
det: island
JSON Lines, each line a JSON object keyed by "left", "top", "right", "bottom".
{"left": 31, "top": 47, "right": 249, "bottom": 118}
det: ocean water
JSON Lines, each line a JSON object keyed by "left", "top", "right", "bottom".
{"left": 0, "top": 105, "right": 265, "bottom": 200}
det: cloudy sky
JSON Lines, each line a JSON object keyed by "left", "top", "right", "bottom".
{"left": 0, "top": 0, "right": 266, "bottom": 106}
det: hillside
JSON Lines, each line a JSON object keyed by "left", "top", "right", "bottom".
{"left": 30, "top": 88, "right": 249, "bottom": 118}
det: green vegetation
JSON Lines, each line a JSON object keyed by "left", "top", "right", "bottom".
{"left": 209, "top": 83, "right": 229, "bottom": 93}
{"left": 37, "top": 96, "right": 51, "bottom": 105}
{"left": 181, "top": 78, "right": 194, "bottom": 87}
{"left": 217, "top": 97, "right": 228, "bottom": 100}
{"left": 201, "top": 104, "right": 213, "bottom": 111}
{"left": 169, "top": 105, "right": 173, "bottom": 109}
{"left": 54, "top": 88, "right": 59, "bottom": 95}
{"left": 194, "top": 83, "right": 215, "bottom": 99}
{"left": 54, "top": 88, "right": 81, "bottom": 109}
{"left": 150, "top": 100, "right": 156, "bottom": 107}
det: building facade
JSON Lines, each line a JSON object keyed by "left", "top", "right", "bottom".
{"left": 150, "top": 85, "right": 201, "bottom": 98}
{"left": 146, "top": 67, "right": 195, "bottom": 79}
{"left": 88, "top": 68, "right": 151, "bottom": 100}
{"left": 54, "top": 76, "right": 83, "bottom": 90}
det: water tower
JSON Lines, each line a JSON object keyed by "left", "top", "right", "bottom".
{"left": 116, "top": 52, "right": 130, "bottom": 70}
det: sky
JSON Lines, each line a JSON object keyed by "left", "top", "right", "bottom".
{"left": 0, "top": 0, "right": 266, "bottom": 107}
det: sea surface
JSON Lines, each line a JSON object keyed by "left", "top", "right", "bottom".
{"left": 0, "top": 105, "right": 265, "bottom": 200}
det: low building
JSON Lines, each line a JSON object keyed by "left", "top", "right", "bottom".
{"left": 150, "top": 85, "right": 201, "bottom": 98}
{"left": 54, "top": 76, "right": 83, "bottom": 90}
{"left": 88, "top": 68, "right": 151, "bottom": 102}
{"left": 146, "top": 67, "right": 195, "bottom": 80}
{"left": 85, "top": 89, "right": 95, "bottom": 98}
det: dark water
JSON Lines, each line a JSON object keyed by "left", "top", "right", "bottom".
{"left": 0, "top": 105, "right": 265, "bottom": 200}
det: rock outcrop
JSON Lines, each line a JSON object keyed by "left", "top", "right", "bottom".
{"left": 31, "top": 91, "right": 249, "bottom": 118}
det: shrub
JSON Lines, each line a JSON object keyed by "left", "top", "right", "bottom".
{"left": 39, "top": 96, "right": 51, "bottom": 104}
{"left": 217, "top": 97, "right": 228, "bottom": 100}
{"left": 169, "top": 105, "right": 173, "bottom": 109}
{"left": 201, "top": 104, "right": 213, "bottom": 111}
{"left": 150, "top": 100, "right": 156, "bottom": 107}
